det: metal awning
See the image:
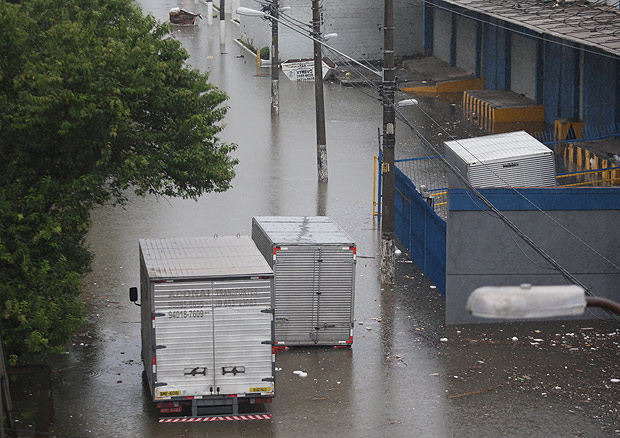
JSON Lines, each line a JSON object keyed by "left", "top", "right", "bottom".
{"left": 434, "top": 0, "right": 620, "bottom": 58}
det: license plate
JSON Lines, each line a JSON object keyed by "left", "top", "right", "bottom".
{"left": 249, "top": 387, "right": 271, "bottom": 393}
{"left": 159, "top": 390, "right": 182, "bottom": 397}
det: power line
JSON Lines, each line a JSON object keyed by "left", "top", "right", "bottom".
{"left": 251, "top": 7, "right": 620, "bottom": 320}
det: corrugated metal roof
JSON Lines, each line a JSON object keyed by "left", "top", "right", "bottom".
{"left": 252, "top": 216, "right": 355, "bottom": 246}
{"left": 444, "top": 130, "right": 552, "bottom": 165}
{"left": 139, "top": 236, "right": 273, "bottom": 279}
{"left": 437, "top": 0, "right": 620, "bottom": 58}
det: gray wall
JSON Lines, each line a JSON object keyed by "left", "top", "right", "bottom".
{"left": 446, "top": 188, "right": 620, "bottom": 324}
{"left": 238, "top": 0, "right": 422, "bottom": 62}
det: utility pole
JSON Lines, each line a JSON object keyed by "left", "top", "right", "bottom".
{"left": 271, "top": 0, "right": 279, "bottom": 115}
{"left": 219, "top": 0, "right": 226, "bottom": 47}
{"left": 380, "top": 0, "right": 396, "bottom": 285}
{"left": 312, "top": 0, "right": 328, "bottom": 182}
{"left": 207, "top": 0, "right": 213, "bottom": 25}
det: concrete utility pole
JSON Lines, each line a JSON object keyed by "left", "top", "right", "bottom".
{"left": 380, "top": 0, "right": 396, "bottom": 285}
{"left": 207, "top": 0, "right": 213, "bottom": 25}
{"left": 271, "top": 0, "right": 279, "bottom": 116}
{"left": 220, "top": 0, "right": 226, "bottom": 47}
{"left": 312, "top": 0, "right": 328, "bottom": 182}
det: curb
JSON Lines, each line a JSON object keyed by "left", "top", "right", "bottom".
{"left": 232, "top": 39, "right": 271, "bottom": 67}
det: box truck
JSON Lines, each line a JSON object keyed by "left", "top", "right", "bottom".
{"left": 252, "top": 216, "right": 356, "bottom": 347}
{"left": 129, "top": 236, "right": 275, "bottom": 422}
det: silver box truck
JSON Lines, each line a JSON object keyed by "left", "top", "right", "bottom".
{"left": 251, "top": 216, "right": 356, "bottom": 347}
{"left": 129, "top": 236, "right": 275, "bottom": 421}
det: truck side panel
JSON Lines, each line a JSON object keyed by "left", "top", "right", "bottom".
{"left": 139, "top": 252, "right": 155, "bottom": 395}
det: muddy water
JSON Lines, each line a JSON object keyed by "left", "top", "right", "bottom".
{"left": 13, "top": 1, "right": 618, "bottom": 437}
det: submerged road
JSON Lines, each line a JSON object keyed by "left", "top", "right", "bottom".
{"left": 11, "top": 1, "right": 619, "bottom": 437}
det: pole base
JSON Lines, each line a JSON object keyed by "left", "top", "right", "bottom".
{"left": 381, "top": 236, "right": 395, "bottom": 286}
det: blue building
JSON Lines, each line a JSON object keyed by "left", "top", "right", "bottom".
{"left": 423, "top": 0, "right": 620, "bottom": 130}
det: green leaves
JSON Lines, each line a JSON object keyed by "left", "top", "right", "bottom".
{"left": 0, "top": 0, "right": 237, "bottom": 361}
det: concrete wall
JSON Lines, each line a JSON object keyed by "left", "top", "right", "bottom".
{"left": 446, "top": 187, "right": 620, "bottom": 324}
{"left": 238, "top": 0, "right": 422, "bottom": 62}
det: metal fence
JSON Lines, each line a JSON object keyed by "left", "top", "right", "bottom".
{"left": 394, "top": 167, "right": 447, "bottom": 295}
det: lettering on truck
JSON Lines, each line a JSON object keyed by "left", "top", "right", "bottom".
{"left": 165, "top": 288, "right": 261, "bottom": 318}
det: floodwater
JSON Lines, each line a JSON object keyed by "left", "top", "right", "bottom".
{"left": 12, "top": 1, "right": 620, "bottom": 437}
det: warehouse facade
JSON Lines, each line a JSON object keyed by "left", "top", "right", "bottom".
{"left": 423, "top": 0, "right": 620, "bottom": 129}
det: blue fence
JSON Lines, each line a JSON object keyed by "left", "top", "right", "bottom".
{"left": 395, "top": 167, "right": 447, "bottom": 294}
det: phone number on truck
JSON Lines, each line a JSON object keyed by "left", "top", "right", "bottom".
{"left": 168, "top": 310, "right": 205, "bottom": 319}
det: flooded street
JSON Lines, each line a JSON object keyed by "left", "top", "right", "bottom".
{"left": 12, "top": 0, "right": 619, "bottom": 437}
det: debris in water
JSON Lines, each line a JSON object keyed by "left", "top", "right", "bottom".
{"left": 447, "top": 389, "right": 488, "bottom": 399}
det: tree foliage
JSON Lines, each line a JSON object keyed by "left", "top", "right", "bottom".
{"left": 0, "top": 0, "right": 238, "bottom": 362}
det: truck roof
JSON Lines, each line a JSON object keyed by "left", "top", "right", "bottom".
{"left": 252, "top": 216, "right": 355, "bottom": 246}
{"left": 139, "top": 236, "right": 273, "bottom": 279}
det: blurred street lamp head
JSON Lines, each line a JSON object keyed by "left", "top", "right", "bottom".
{"left": 467, "top": 284, "right": 587, "bottom": 319}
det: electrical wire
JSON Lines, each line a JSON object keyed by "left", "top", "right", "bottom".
{"left": 256, "top": 3, "right": 620, "bottom": 322}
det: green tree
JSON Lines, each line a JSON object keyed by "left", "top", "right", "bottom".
{"left": 0, "top": 0, "right": 238, "bottom": 362}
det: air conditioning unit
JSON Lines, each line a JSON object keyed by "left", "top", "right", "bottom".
{"left": 444, "top": 131, "right": 556, "bottom": 188}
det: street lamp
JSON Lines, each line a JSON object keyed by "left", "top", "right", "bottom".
{"left": 467, "top": 284, "right": 620, "bottom": 319}
{"left": 236, "top": 6, "right": 264, "bottom": 16}
{"left": 397, "top": 98, "right": 419, "bottom": 107}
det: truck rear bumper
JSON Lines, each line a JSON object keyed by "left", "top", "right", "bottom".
{"left": 159, "top": 413, "right": 272, "bottom": 423}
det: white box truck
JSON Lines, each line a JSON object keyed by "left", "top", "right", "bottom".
{"left": 252, "top": 216, "right": 356, "bottom": 347}
{"left": 129, "top": 236, "right": 275, "bottom": 422}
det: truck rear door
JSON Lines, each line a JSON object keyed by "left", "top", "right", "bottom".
{"left": 152, "top": 277, "right": 274, "bottom": 399}
{"left": 212, "top": 278, "right": 274, "bottom": 395}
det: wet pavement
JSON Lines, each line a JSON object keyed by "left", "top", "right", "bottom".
{"left": 10, "top": 0, "right": 620, "bottom": 437}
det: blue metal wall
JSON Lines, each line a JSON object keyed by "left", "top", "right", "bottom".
{"left": 544, "top": 37, "right": 580, "bottom": 125}
{"left": 395, "top": 168, "right": 447, "bottom": 294}
{"left": 584, "top": 50, "right": 618, "bottom": 127}
{"left": 423, "top": 0, "right": 434, "bottom": 56}
{"left": 483, "top": 18, "right": 510, "bottom": 90}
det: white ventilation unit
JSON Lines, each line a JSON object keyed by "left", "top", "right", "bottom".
{"left": 445, "top": 131, "right": 556, "bottom": 188}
